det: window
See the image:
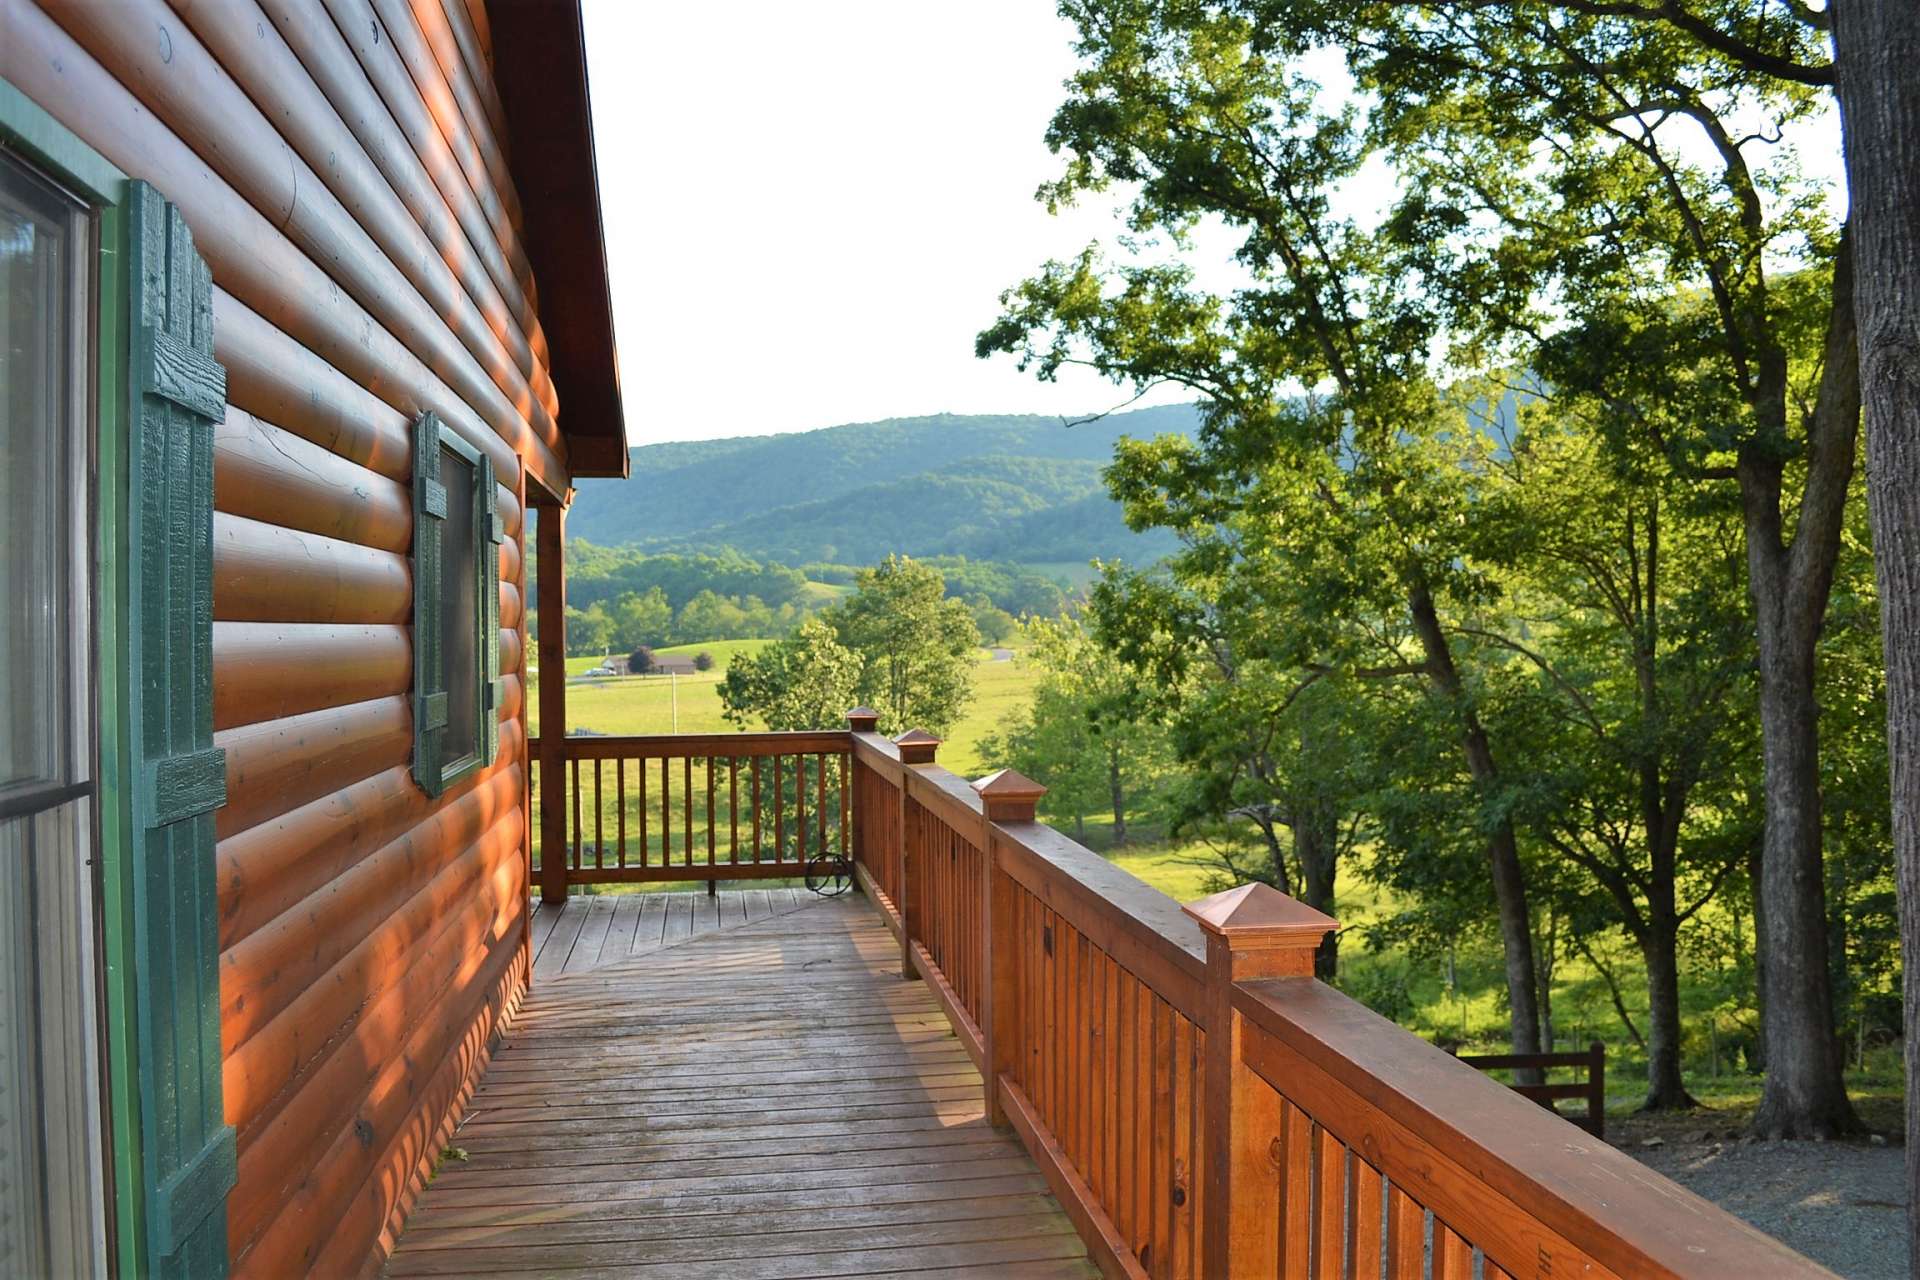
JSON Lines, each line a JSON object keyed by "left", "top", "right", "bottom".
{"left": 0, "top": 141, "right": 106, "bottom": 1277}
{"left": 412, "top": 412, "right": 501, "bottom": 796}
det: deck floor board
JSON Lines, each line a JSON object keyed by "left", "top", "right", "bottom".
{"left": 387, "top": 892, "right": 1095, "bottom": 1278}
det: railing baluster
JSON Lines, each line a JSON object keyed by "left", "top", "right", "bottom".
{"left": 593, "top": 757, "right": 604, "bottom": 870}
{"left": 638, "top": 751, "right": 648, "bottom": 868}
{"left": 751, "top": 755, "right": 762, "bottom": 862}
{"left": 569, "top": 756, "right": 581, "bottom": 870}
{"left": 796, "top": 755, "right": 808, "bottom": 863}
{"left": 682, "top": 754, "right": 693, "bottom": 862}
{"left": 616, "top": 757, "right": 626, "bottom": 868}
{"left": 774, "top": 755, "right": 784, "bottom": 864}
{"left": 661, "top": 755, "right": 670, "bottom": 864}
{"left": 729, "top": 756, "right": 740, "bottom": 864}
{"left": 706, "top": 755, "right": 716, "bottom": 867}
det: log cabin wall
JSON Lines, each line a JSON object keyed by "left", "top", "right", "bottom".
{"left": 0, "top": 1, "right": 554, "bottom": 1272}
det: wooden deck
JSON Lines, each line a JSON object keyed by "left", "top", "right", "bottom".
{"left": 384, "top": 890, "right": 1098, "bottom": 1278}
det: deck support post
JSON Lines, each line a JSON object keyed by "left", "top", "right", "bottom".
{"left": 536, "top": 501, "right": 569, "bottom": 905}
{"left": 1186, "top": 883, "right": 1338, "bottom": 1278}
{"left": 975, "top": 769, "right": 1047, "bottom": 1130}
{"left": 894, "top": 730, "right": 941, "bottom": 981}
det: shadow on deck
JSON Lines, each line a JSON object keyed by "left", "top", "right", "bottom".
{"left": 385, "top": 890, "right": 1098, "bottom": 1278}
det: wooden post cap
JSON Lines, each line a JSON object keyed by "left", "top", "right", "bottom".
{"left": 894, "top": 729, "right": 941, "bottom": 764}
{"left": 846, "top": 707, "right": 881, "bottom": 732}
{"left": 1182, "top": 882, "right": 1337, "bottom": 953}
{"left": 973, "top": 767, "right": 1047, "bottom": 822}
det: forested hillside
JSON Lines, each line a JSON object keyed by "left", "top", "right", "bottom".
{"left": 563, "top": 405, "right": 1196, "bottom": 563}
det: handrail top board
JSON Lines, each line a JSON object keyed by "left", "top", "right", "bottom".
{"left": 852, "top": 730, "right": 1210, "bottom": 1015}
{"left": 528, "top": 730, "right": 851, "bottom": 759}
{"left": 1234, "top": 976, "right": 1835, "bottom": 1278}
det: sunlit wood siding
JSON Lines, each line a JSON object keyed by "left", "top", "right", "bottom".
{"left": 0, "top": 0, "right": 553, "bottom": 1272}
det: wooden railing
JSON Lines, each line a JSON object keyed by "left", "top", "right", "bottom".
{"left": 529, "top": 732, "right": 849, "bottom": 892}
{"left": 1455, "top": 1043, "right": 1607, "bottom": 1139}
{"left": 845, "top": 713, "right": 1829, "bottom": 1279}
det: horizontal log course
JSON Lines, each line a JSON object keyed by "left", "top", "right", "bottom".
{"left": 212, "top": 622, "right": 410, "bottom": 731}
{"left": 459, "top": 0, "right": 493, "bottom": 60}
{"left": 215, "top": 696, "right": 413, "bottom": 840}
{"left": 216, "top": 676, "right": 522, "bottom": 840}
{"left": 235, "top": 854, "right": 526, "bottom": 1275}
{"left": 0, "top": 1, "right": 564, "bottom": 493}
{"left": 498, "top": 531, "right": 522, "bottom": 585}
{"left": 214, "top": 513, "right": 411, "bottom": 624}
{"left": 220, "top": 761, "right": 522, "bottom": 1050}
{"left": 165, "top": 0, "right": 556, "bottom": 417}
{"left": 251, "top": 0, "right": 541, "bottom": 352}
{"left": 216, "top": 718, "right": 524, "bottom": 949}
{"left": 214, "top": 290, "right": 413, "bottom": 482}
{"left": 216, "top": 410, "right": 411, "bottom": 554}
{"left": 312, "top": 0, "right": 527, "bottom": 290}
{"left": 425, "top": 0, "right": 505, "bottom": 144}
{"left": 365, "top": 0, "right": 524, "bottom": 236}
{"left": 223, "top": 773, "right": 522, "bottom": 1133}
{"left": 304, "top": 940, "right": 526, "bottom": 1279}
{"left": 38, "top": 0, "right": 563, "bottom": 454}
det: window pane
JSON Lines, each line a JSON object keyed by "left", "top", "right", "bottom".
{"left": 0, "top": 153, "right": 77, "bottom": 791}
{"left": 440, "top": 444, "right": 479, "bottom": 769}
{"left": 0, "top": 153, "right": 104, "bottom": 1276}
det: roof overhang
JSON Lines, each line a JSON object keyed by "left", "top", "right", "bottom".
{"left": 488, "top": 0, "right": 629, "bottom": 485}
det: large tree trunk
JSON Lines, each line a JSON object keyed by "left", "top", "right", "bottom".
{"left": 1743, "top": 234, "right": 1864, "bottom": 1140}
{"left": 1294, "top": 807, "right": 1340, "bottom": 980}
{"left": 1640, "top": 917, "right": 1698, "bottom": 1111}
{"left": 1748, "top": 843, "right": 1770, "bottom": 1075}
{"left": 1748, "top": 604, "right": 1861, "bottom": 1136}
{"left": 1407, "top": 584, "right": 1543, "bottom": 1064}
{"left": 1833, "top": 8, "right": 1920, "bottom": 1266}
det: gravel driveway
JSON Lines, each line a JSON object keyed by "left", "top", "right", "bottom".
{"left": 1624, "top": 1128, "right": 1905, "bottom": 1278}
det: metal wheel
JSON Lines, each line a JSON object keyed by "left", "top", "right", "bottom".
{"left": 805, "top": 854, "right": 852, "bottom": 897}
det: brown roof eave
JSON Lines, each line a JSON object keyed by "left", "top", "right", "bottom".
{"left": 487, "top": 0, "right": 629, "bottom": 482}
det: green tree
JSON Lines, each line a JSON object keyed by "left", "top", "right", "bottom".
{"left": 979, "top": 6, "right": 1551, "bottom": 1061}
{"left": 674, "top": 590, "right": 750, "bottom": 645}
{"left": 985, "top": 615, "right": 1169, "bottom": 847}
{"left": 718, "top": 618, "right": 862, "bottom": 732}
{"left": 609, "top": 587, "right": 672, "bottom": 651}
{"left": 830, "top": 556, "right": 981, "bottom": 736}
{"left": 1471, "top": 404, "right": 1756, "bottom": 1108}
{"left": 566, "top": 603, "right": 613, "bottom": 657}
{"left": 1282, "top": 0, "right": 1862, "bottom": 1138}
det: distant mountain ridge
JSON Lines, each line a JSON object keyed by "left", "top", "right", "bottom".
{"left": 564, "top": 404, "right": 1201, "bottom": 566}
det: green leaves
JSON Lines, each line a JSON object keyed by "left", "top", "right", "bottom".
{"left": 717, "top": 556, "right": 980, "bottom": 737}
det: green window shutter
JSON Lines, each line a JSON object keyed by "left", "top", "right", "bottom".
{"left": 482, "top": 455, "right": 503, "bottom": 769}
{"left": 412, "top": 412, "right": 448, "bottom": 792}
{"left": 123, "top": 182, "right": 236, "bottom": 1280}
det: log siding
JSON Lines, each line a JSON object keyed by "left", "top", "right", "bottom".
{"left": 0, "top": 1, "right": 556, "bottom": 1271}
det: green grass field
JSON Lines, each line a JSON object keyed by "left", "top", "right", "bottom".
{"left": 534, "top": 646, "right": 1040, "bottom": 763}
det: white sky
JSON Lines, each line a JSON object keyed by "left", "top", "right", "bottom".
{"left": 582, "top": 0, "right": 1190, "bottom": 447}
{"left": 581, "top": 3, "right": 1846, "bottom": 450}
